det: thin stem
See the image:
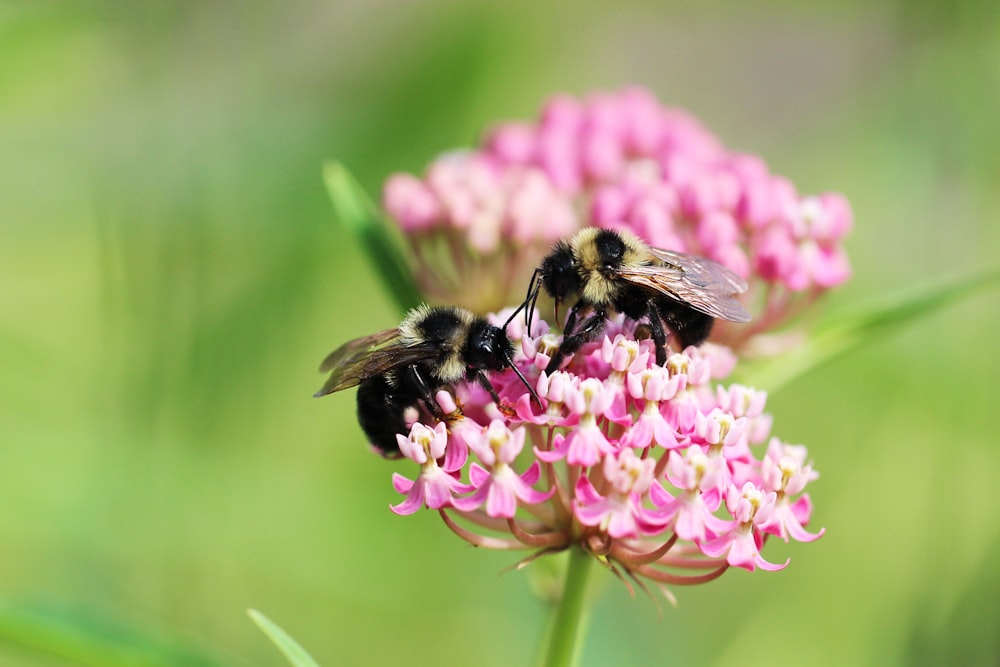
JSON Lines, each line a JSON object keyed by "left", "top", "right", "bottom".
{"left": 540, "top": 547, "right": 594, "bottom": 667}
{"left": 438, "top": 510, "right": 529, "bottom": 550}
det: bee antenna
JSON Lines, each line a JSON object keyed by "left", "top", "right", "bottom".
{"left": 524, "top": 269, "right": 541, "bottom": 333}
{"left": 502, "top": 269, "right": 542, "bottom": 334}
{"left": 502, "top": 349, "right": 543, "bottom": 410}
{"left": 502, "top": 295, "right": 528, "bottom": 330}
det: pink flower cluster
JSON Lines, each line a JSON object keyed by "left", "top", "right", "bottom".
{"left": 384, "top": 153, "right": 578, "bottom": 313}
{"left": 371, "top": 86, "right": 845, "bottom": 592}
{"left": 383, "top": 87, "right": 852, "bottom": 348}
{"left": 389, "top": 311, "right": 823, "bottom": 586}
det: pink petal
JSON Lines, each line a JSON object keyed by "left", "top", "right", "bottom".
{"left": 785, "top": 518, "right": 825, "bottom": 543}
{"left": 450, "top": 485, "right": 489, "bottom": 513}
{"left": 725, "top": 531, "right": 760, "bottom": 571}
{"left": 512, "top": 479, "right": 555, "bottom": 506}
{"left": 441, "top": 436, "right": 469, "bottom": 473}
{"left": 606, "top": 506, "right": 639, "bottom": 538}
{"left": 621, "top": 417, "right": 653, "bottom": 449}
{"left": 754, "top": 555, "right": 789, "bottom": 572}
{"left": 698, "top": 532, "right": 731, "bottom": 559}
{"left": 390, "top": 483, "right": 425, "bottom": 516}
{"left": 534, "top": 447, "right": 566, "bottom": 463}
{"left": 485, "top": 482, "right": 517, "bottom": 518}
{"left": 392, "top": 472, "right": 414, "bottom": 495}
{"left": 648, "top": 480, "right": 675, "bottom": 508}
{"left": 575, "top": 500, "right": 611, "bottom": 527}
{"left": 574, "top": 475, "right": 603, "bottom": 505}
{"left": 423, "top": 477, "right": 454, "bottom": 509}
{"left": 518, "top": 460, "right": 542, "bottom": 486}
{"left": 468, "top": 463, "right": 490, "bottom": 487}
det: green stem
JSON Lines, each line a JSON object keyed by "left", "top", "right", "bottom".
{"left": 542, "top": 547, "right": 594, "bottom": 667}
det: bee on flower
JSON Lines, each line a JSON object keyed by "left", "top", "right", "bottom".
{"left": 320, "top": 86, "right": 845, "bottom": 595}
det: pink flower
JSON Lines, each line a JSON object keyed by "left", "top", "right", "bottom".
{"left": 666, "top": 349, "right": 712, "bottom": 386}
{"left": 574, "top": 450, "right": 667, "bottom": 538}
{"left": 521, "top": 331, "right": 564, "bottom": 372}
{"left": 620, "top": 366, "right": 681, "bottom": 450}
{"left": 655, "top": 447, "right": 731, "bottom": 541}
{"left": 452, "top": 420, "right": 553, "bottom": 518}
{"left": 600, "top": 335, "right": 649, "bottom": 425}
{"left": 383, "top": 174, "right": 439, "bottom": 231}
{"left": 432, "top": 390, "right": 472, "bottom": 472}
{"left": 383, "top": 87, "right": 851, "bottom": 345}
{"left": 536, "top": 379, "right": 617, "bottom": 466}
{"left": 601, "top": 334, "right": 650, "bottom": 376}
{"left": 372, "top": 313, "right": 823, "bottom": 591}
{"left": 361, "top": 87, "right": 842, "bottom": 595}
{"left": 758, "top": 439, "right": 824, "bottom": 542}
{"left": 762, "top": 493, "right": 823, "bottom": 543}
{"left": 396, "top": 421, "right": 447, "bottom": 464}
{"left": 515, "top": 370, "right": 578, "bottom": 427}
{"left": 694, "top": 408, "right": 747, "bottom": 448}
{"left": 715, "top": 384, "right": 767, "bottom": 419}
{"left": 391, "top": 423, "right": 472, "bottom": 515}
{"left": 699, "top": 482, "right": 789, "bottom": 571}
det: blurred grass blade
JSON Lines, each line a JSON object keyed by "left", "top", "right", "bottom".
{"left": 323, "top": 161, "right": 423, "bottom": 313}
{"left": 741, "top": 267, "right": 1000, "bottom": 392}
{"left": 248, "top": 609, "right": 321, "bottom": 667}
{"left": 0, "top": 600, "right": 230, "bottom": 667}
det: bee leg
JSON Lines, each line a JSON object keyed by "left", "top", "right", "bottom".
{"left": 471, "top": 370, "right": 502, "bottom": 406}
{"left": 646, "top": 301, "right": 669, "bottom": 366}
{"left": 470, "top": 370, "right": 516, "bottom": 417}
{"left": 546, "top": 303, "right": 607, "bottom": 375}
{"left": 402, "top": 366, "right": 450, "bottom": 422}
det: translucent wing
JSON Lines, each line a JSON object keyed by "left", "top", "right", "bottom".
{"left": 616, "top": 248, "right": 752, "bottom": 322}
{"left": 315, "top": 328, "right": 439, "bottom": 396}
{"left": 645, "top": 247, "right": 749, "bottom": 293}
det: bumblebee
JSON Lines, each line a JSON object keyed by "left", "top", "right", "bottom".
{"left": 315, "top": 304, "right": 538, "bottom": 457}
{"left": 523, "top": 228, "right": 750, "bottom": 372}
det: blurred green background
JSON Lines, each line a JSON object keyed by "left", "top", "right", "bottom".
{"left": 2, "top": 1, "right": 999, "bottom": 666}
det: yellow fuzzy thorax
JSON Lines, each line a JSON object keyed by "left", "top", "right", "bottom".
{"left": 399, "top": 304, "right": 473, "bottom": 383}
{"left": 569, "top": 228, "right": 651, "bottom": 304}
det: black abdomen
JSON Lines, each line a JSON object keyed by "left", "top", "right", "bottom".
{"left": 356, "top": 375, "right": 418, "bottom": 457}
{"left": 657, "top": 297, "right": 714, "bottom": 349}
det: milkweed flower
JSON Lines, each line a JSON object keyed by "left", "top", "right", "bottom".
{"left": 382, "top": 86, "right": 852, "bottom": 353}
{"left": 699, "top": 481, "right": 788, "bottom": 572}
{"left": 383, "top": 153, "right": 578, "bottom": 312}
{"left": 451, "top": 419, "right": 554, "bottom": 518}
{"left": 366, "top": 86, "right": 846, "bottom": 597}
{"left": 390, "top": 422, "right": 471, "bottom": 515}
{"left": 384, "top": 314, "right": 823, "bottom": 593}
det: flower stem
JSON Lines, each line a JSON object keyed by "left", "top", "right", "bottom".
{"left": 541, "top": 547, "right": 594, "bottom": 667}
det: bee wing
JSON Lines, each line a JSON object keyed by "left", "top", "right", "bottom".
{"left": 645, "top": 247, "right": 749, "bottom": 293}
{"left": 315, "top": 329, "right": 440, "bottom": 396}
{"left": 318, "top": 327, "right": 401, "bottom": 373}
{"left": 618, "top": 248, "right": 752, "bottom": 323}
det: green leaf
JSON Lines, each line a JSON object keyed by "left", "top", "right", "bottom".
{"left": 248, "top": 609, "right": 321, "bottom": 667}
{"left": 322, "top": 161, "right": 423, "bottom": 314}
{"left": 0, "top": 600, "right": 231, "bottom": 667}
{"left": 739, "top": 267, "right": 1000, "bottom": 392}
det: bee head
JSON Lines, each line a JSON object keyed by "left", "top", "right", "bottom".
{"left": 540, "top": 241, "right": 580, "bottom": 304}
{"left": 464, "top": 321, "right": 515, "bottom": 371}
{"left": 466, "top": 318, "right": 543, "bottom": 409}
